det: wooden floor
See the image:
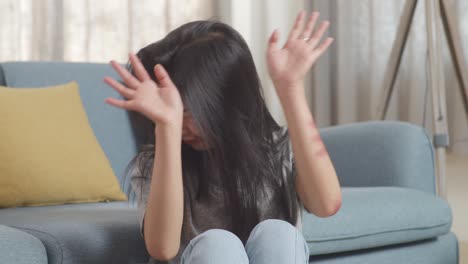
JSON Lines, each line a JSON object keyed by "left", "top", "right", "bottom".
{"left": 446, "top": 153, "right": 468, "bottom": 263}
{"left": 460, "top": 241, "right": 467, "bottom": 264}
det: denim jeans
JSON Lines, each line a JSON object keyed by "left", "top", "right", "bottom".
{"left": 180, "top": 219, "right": 310, "bottom": 264}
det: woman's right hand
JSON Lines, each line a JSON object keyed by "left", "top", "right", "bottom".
{"left": 104, "top": 53, "right": 184, "bottom": 129}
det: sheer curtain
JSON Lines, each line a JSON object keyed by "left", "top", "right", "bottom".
{"left": 0, "top": 0, "right": 214, "bottom": 62}
{"left": 2, "top": 0, "right": 467, "bottom": 154}
{"left": 307, "top": 0, "right": 468, "bottom": 154}
{"left": 220, "top": 0, "right": 468, "bottom": 155}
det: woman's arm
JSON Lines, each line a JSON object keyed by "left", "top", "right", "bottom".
{"left": 143, "top": 124, "right": 184, "bottom": 260}
{"left": 280, "top": 91, "right": 341, "bottom": 217}
{"left": 267, "top": 11, "right": 341, "bottom": 217}
{"left": 104, "top": 54, "right": 184, "bottom": 260}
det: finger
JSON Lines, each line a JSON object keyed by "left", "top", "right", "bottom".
{"left": 287, "top": 10, "right": 306, "bottom": 42}
{"left": 153, "top": 64, "right": 175, "bottom": 88}
{"left": 308, "top": 21, "right": 330, "bottom": 48}
{"left": 104, "top": 97, "right": 134, "bottom": 110}
{"left": 267, "top": 29, "right": 280, "bottom": 53}
{"left": 129, "top": 53, "right": 151, "bottom": 81}
{"left": 103, "top": 76, "right": 135, "bottom": 99}
{"left": 300, "top": 12, "right": 319, "bottom": 39}
{"left": 312, "top": 37, "right": 334, "bottom": 57}
{"left": 110, "top": 60, "right": 140, "bottom": 89}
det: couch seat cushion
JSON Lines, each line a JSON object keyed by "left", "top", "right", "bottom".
{"left": 0, "top": 202, "right": 148, "bottom": 264}
{"left": 302, "top": 187, "right": 452, "bottom": 255}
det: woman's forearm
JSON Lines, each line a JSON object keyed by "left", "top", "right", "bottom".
{"left": 144, "top": 124, "right": 184, "bottom": 261}
{"left": 279, "top": 88, "right": 341, "bottom": 217}
{"left": 265, "top": 10, "right": 339, "bottom": 216}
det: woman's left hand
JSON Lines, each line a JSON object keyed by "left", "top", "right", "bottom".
{"left": 267, "top": 11, "right": 333, "bottom": 97}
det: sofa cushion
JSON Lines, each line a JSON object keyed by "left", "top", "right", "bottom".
{"left": 309, "top": 232, "right": 459, "bottom": 264}
{"left": 0, "top": 82, "right": 127, "bottom": 208}
{"left": 303, "top": 187, "right": 452, "bottom": 255}
{"left": 0, "top": 188, "right": 453, "bottom": 263}
{"left": 0, "top": 62, "right": 138, "bottom": 199}
{"left": 0, "top": 202, "right": 149, "bottom": 264}
{"left": 0, "top": 225, "right": 47, "bottom": 264}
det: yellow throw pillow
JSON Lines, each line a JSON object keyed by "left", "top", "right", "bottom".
{"left": 0, "top": 81, "right": 127, "bottom": 208}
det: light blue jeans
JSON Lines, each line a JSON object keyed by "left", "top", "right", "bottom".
{"left": 180, "top": 219, "right": 310, "bottom": 264}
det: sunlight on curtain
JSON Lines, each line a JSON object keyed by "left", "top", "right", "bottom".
{"left": 0, "top": 0, "right": 33, "bottom": 60}
{"left": 308, "top": 0, "right": 468, "bottom": 154}
{"left": 222, "top": 0, "right": 468, "bottom": 154}
{"left": 0, "top": 0, "right": 214, "bottom": 62}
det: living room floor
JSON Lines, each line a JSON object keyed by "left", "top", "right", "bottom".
{"left": 446, "top": 153, "right": 468, "bottom": 263}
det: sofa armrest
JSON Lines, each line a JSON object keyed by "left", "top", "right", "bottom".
{"left": 0, "top": 225, "right": 47, "bottom": 264}
{"left": 320, "top": 121, "right": 436, "bottom": 195}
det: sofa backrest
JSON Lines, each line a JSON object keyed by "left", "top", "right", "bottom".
{"left": 0, "top": 62, "right": 138, "bottom": 200}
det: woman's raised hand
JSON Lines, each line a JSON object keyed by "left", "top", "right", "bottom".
{"left": 267, "top": 11, "right": 333, "bottom": 97}
{"left": 104, "top": 53, "right": 184, "bottom": 128}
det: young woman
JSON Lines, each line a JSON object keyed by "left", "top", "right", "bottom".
{"left": 104, "top": 10, "right": 341, "bottom": 264}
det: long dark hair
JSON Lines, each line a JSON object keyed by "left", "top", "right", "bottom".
{"left": 126, "top": 20, "right": 299, "bottom": 243}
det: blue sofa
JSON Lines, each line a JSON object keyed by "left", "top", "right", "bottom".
{"left": 0, "top": 62, "right": 459, "bottom": 263}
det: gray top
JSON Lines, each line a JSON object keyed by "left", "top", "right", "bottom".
{"left": 131, "top": 127, "right": 302, "bottom": 264}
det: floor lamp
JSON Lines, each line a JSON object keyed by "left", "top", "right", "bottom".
{"left": 374, "top": 0, "right": 468, "bottom": 199}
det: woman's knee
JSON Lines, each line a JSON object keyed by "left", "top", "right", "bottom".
{"left": 245, "top": 219, "right": 309, "bottom": 263}
{"left": 192, "top": 229, "right": 244, "bottom": 249}
{"left": 248, "top": 219, "right": 298, "bottom": 242}
{"left": 181, "top": 229, "right": 248, "bottom": 264}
